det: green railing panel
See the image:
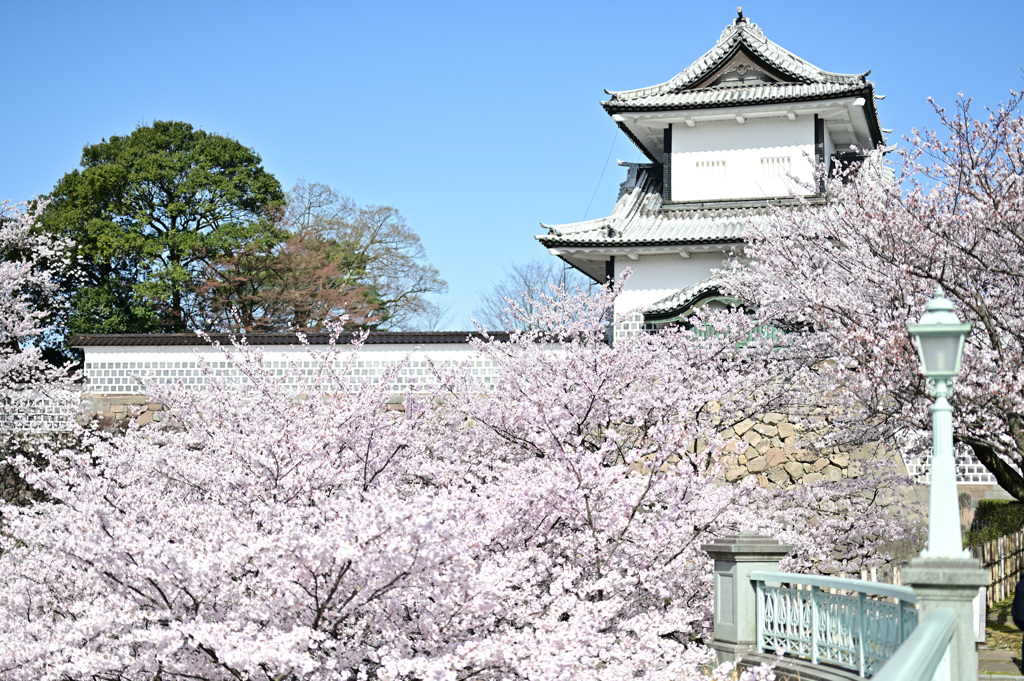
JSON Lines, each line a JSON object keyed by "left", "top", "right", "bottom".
{"left": 871, "top": 608, "right": 956, "bottom": 681}
{"left": 751, "top": 570, "right": 919, "bottom": 678}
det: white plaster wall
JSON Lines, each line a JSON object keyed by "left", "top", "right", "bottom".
{"left": 82, "top": 342, "right": 497, "bottom": 394}
{"left": 83, "top": 343, "right": 484, "bottom": 367}
{"left": 613, "top": 252, "right": 728, "bottom": 317}
{"left": 671, "top": 116, "right": 815, "bottom": 201}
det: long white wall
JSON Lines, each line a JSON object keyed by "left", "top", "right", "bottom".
{"left": 82, "top": 342, "right": 499, "bottom": 394}
{"left": 671, "top": 116, "right": 815, "bottom": 201}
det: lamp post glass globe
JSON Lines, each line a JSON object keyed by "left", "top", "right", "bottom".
{"left": 907, "top": 287, "right": 972, "bottom": 386}
{"left": 906, "top": 286, "right": 972, "bottom": 559}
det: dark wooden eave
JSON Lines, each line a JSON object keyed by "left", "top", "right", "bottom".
{"left": 70, "top": 331, "right": 512, "bottom": 348}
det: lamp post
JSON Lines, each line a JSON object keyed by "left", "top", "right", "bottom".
{"left": 906, "top": 286, "right": 972, "bottom": 558}
{"left": 903, "top": 286, "right": 987, "bottom": 681}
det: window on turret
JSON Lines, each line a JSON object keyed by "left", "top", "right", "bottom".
{"left": 695, "top": 160, "right": 727, "bottom": 192}
{"left": 760, "top": 156, "right": 791, "bottom": 183}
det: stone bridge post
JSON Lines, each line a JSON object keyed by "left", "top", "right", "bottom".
{"left": 702, "top": 532, "right": 792, "bottom": 665}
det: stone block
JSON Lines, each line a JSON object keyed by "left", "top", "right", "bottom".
{"left": 111, "top": 404, "right": 124, "bottom": 413}
{"left": 777, "top": 422, "right": 795, "bottom": 439}
{"left": 803, "top": 472, "right": 825, "bottom": 484}
{"left": 753, "top": 424, "right": 778, "bottom": 438}
{"left": 747, "top": 456, "right": 767, "bottom": 473}
{"left": 796, "top": 451, "right": 818, "bottom": 463}
{"left": 830, "top": 453, "right": 850, "bottom": 468}
{"left": 765, "top": 449, "right": 787, "bottom": 467}
{"left": 753, "top": 439, "right": 772, "bottom": 455}
{"left": 146, "top": 402, "right": 163, "bottom": 411}
{"left": 767, "top": 467, "right": 789, "bottom": 485}
{"left": 762, "top": 413, "right": 785, "bottom": 424}
{"left": 742, "top": 430, "right": 761, "bottom": 446}
{"left": 824, "top": 465, "right": 843, "bottom": 482}
{"left": 734, "top": 419, "right": 754, "bottom": 436}
{"left": 784, "top": 461, "right": 804, "bottom": 481}
{"left": 136, "top": 411, "right": 154, "bottom": 426}
{"left": 725, "top": 465, "right": 747, "bottom": 482}
{"left": 811, "top": 458, "right": 830, "bottom": 472}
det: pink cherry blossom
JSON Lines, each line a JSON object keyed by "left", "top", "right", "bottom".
{"left": 0, "top": 277, "right": 916, "bottom": 680}
{"left": 726, "top": 90, "right": 1024, "bottom": 500}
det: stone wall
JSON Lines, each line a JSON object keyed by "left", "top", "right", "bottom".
{"left": 722, "top": 413, "right": 852, "bottom": 486}
{"left": 80, "top": 394, "right": 171, "bottom": 431}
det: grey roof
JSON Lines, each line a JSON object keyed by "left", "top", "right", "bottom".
{"left": 603, "top": 17, "right": 871, "bottom": 113}
{"left": 538, "top": 167, "right": 769, "bottom": 248}
{"left": 607, "top": 81, "right": 870, "bottom": 112}
{"left": 645, "top": 280, "right": 727, "bottom": 317}
{"left": 71, "top": 331, "right": 511, "bottom": 347}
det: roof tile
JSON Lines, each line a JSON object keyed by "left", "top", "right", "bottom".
{"left": 538, "top": 168, "right": 771, "bottom": 247}
{"left": 70, "top": 331, "right": 511, "bottom": 347}
{"left": 604, "top": 19, "right": 868, "bottom": 111}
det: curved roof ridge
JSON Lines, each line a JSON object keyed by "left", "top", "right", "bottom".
{"left": 645, "top": 277, "right": 728, "bottom": 316}
{"left": 540, "top": 169, "right": 656, "bottom": 236}
{"left": 604, "top": 18, "right": 866, "bottom": 105}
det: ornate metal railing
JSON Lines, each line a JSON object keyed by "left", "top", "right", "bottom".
{"left": 751, "top": 570, "right": 919, "bottom": 678}
{"left": 872, "top": 607, "right": 955, "bottom": 681}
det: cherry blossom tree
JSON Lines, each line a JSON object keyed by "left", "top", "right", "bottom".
{"left": 0, "top": 201, "right": 68, "bottom": 384}
{"left": 726, "top": 91, "right": 1024, "bottom": 500}
{"left": 0, "top": 200, "right": 76, "bottom": 443}
{"left": 0, "top": 284, "right": 915, "bottom": 680}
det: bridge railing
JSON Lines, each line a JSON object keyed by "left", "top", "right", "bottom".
{"left": 751, "top": 570, "right": 919, "bottom": 677}
{"left": 871, "top": 607, "right": 956, "bottom": 681}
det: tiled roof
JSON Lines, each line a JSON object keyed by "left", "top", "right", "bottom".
{"left": 603, "top": 17, "right": 870, "bottom": 113}
{"left": 645, "top": 280, "right": 726, "bottom": 316}
{"left": 70, "top": 331, "right": 512, "bottom": 347}
{"left": 606, "top": 81, "right": 870, "bottom": 112}
{"left": 538, "top": 168, "right": 768, "bottom": 248}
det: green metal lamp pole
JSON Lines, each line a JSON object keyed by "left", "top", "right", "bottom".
{"left": 903, "top": 287, "right": 987, "bottom": 681}
{"left": 921, "top": 372, "right": 968, "bottom": 558}
{"left": 906, "top": 286, "right": 973, "bottom": 558}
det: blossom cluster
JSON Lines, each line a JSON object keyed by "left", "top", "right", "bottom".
{"left": 0, "top": 283, "right": 915, "bottom": 680}
{"left": 726, "top": 91, "right": 1024, "bottom": 497}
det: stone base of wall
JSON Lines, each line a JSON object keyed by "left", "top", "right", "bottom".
{"left": 80, "top": 394, "right": 170, "bottom": 431}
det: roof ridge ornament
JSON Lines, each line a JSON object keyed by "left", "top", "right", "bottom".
{"left": 735, "top": 6, "right": 747, "bottom": 24}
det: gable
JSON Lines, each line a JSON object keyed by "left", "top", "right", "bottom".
{"left": 688, "top": 45, "right": 793, "bottom": 90}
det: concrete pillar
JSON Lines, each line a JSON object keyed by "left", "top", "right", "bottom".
{"left": 702, "top": 532, "right": 792, "bottom": 665}
{"left": 903, "top": 557, "right": 988, "bottom": 681}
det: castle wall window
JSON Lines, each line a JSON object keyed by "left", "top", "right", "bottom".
{"left": 760, "top": 156, "right": 791, "bottom": 183}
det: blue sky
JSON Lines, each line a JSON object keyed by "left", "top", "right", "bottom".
{"left": 3, "top": 1, "right": 1022, "bottom": 329}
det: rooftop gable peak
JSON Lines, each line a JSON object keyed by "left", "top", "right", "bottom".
{"left": 603, "top": 13, "right": 870, "bottom": 110}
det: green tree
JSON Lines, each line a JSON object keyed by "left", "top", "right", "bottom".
{"left": 42, "top": 121, "right": 285, "bottom": 334}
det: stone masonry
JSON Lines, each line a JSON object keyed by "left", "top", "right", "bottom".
{"left": 80, "top": 394, "right": 172, "bottom": 432}
{"left": 720, "top": 413, "right": 852, "bottom": 487}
